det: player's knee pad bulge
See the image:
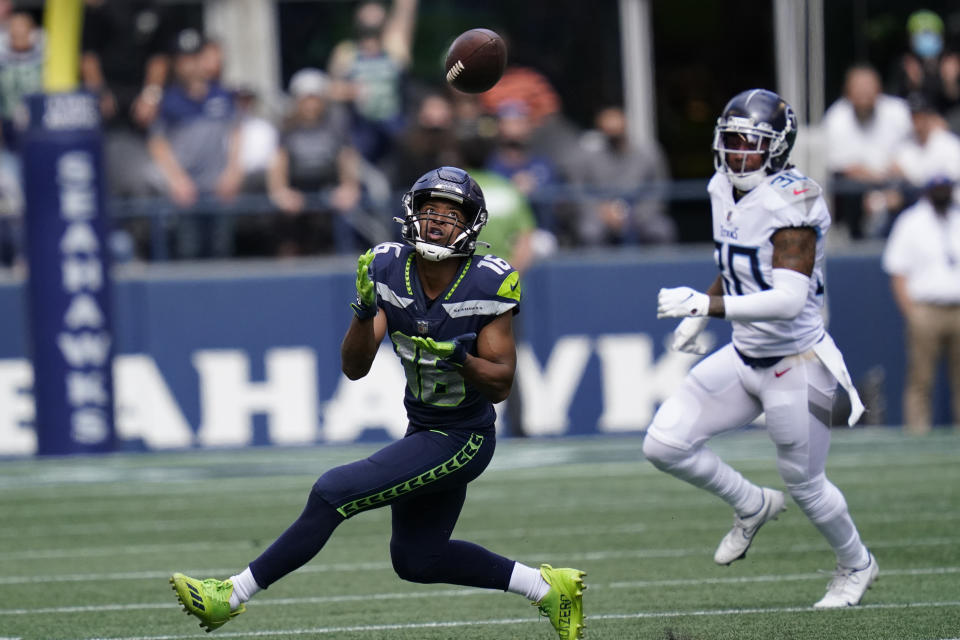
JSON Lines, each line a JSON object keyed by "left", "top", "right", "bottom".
{"left": 641, "top": 433, "right": 693, "bottom": 470}
{"left": 784, "top": 472, "right": 848, "bottom": 523}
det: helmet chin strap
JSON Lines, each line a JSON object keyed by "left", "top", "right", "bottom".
{"left": 415, "top": 241, "right": 454, "bottom": 261}
{"left": 728, "top": 170, "right": 766, "bottom": 191}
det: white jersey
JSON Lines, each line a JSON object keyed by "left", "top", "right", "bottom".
{"left": 708, "top": 168, "right": 831, "bottom": 357}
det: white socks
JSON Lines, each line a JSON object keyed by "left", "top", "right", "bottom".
{"left": 228, "top": 567, "right": 261, "bottom": 611}
{"left": 507, "top": 562, "right": 551, "bottom": 602}
{"left": 229, "top": 562, "right": 551, "bottom": 609}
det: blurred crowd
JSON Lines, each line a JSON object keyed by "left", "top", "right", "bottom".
{"left": 824, "top": 8, "right": 960, "bottom": 241}
{"left": 0, "top": 3, "right": 958, "bottom": 266}
{"left": 0, "top": 0, "right": 675, "bottom": 266}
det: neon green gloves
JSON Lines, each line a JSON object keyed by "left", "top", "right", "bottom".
{"left": 351, "top": 249, "right": 377, "bottom": 320}
{"left": 411, "top": 332, "right": 477, "bottom": 369}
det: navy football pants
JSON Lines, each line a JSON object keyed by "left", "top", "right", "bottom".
{"left": 249, "top": 428, "right": 515, "bottom": 591}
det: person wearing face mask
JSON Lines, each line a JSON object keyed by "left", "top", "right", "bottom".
{"left": 891, "top": 9, "right": 960, "bottom": 115}
{"left": 383, "top": 92, "right": 459, "bottom": 190}
{"left": 882, "top": 175, "right": 960, "bottom": 434}
{"left": 485, "top": 100, "right": 561, "bottom": 237}
{"left": 573, "top": 105, "right": 675, "bottom": 246}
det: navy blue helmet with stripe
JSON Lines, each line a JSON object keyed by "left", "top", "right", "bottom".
{"left": 397, "top": 166, "right": 488, "bottom": 261}
{"left": 713, "top": 89, "right": 798, "bottom": 191}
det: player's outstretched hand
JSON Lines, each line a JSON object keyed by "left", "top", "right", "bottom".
{"left": 411, "top": 332, "right": 477, "bottom": 369}
{"left": 657, "top": 286, "right": 710, "bottom": 319}
{"left": 351, "top": 249, "right": 377, "bottom": 320}
{"left": 671, "top": 317, "right": 710, "bottom": 354}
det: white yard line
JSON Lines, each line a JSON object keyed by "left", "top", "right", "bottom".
{"left": 4, "top": 567, "right": 958, "bottom": 616}
{"left": 58, "top": 600, "right": 960, "bottom": 640}
{"left": 0, "top": 523, "right": 653, "bottom": 559}
{"left": 2, "top": 533, "right": 958, "bottom": 568}
{"left": 0, "top": 541, "right": 255, "bottom": 561}
{"left": 0, "top": 561, "right": 393, "bottom": 585}
{"left": 2, "top": 506, "right": 955, "bottom": 542}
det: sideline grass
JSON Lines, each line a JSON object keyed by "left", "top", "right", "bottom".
{"left": 0, "top": 428, "right": 958, "bottom": 640}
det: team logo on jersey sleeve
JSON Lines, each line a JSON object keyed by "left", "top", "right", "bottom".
{"left": 497, "top": 272, "right": 521, "bottom": 301}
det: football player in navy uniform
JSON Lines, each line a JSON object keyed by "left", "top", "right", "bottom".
{"left": 170, "top": 167, "right": 586, "bottom": 639}
{"left": 643, "top": 90, "right": 878, "bottom": 608}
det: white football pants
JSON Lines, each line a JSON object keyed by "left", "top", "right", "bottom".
{"left": 643, "top": 343, "right": 869, "bottom": 568}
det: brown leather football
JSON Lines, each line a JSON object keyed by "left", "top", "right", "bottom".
{"left": 444, "top": 28, "right": 507, "bottom": 93}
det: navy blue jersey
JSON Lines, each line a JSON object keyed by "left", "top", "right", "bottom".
{"left": 367, "top": 242, "right": 521, "bottom": 432}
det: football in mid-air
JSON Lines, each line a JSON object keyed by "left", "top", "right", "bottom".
{"left": 444, "top": 28, "right": 507, "bottom": 93}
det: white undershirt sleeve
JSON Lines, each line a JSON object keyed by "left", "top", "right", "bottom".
{"left": 722, "top": 268, "right": 810, "bottom": 321}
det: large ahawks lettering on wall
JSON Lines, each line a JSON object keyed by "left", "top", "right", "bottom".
{"left": 193, "top": 348, "right": 320, "bottom": 446}
{"left": 517, "top": 337, "right": 593, "bottom": 436}
{"left": 0, "top": 333, "right": 704, "bottom": 454}
{"left": 595, "top": 332, "right": 716, "bottom": 431}
{"left": 322, "top": 344, "right": 408, "bottom": 442}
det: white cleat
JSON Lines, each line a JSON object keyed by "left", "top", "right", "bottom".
{"left": 813, "top": 552, "right": 878, "bottom": 609}
{"left": 714, "top": 487, "right": 787, "bottom": 565}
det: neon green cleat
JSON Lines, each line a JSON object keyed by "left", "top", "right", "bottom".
{"left": 533, "top": 564, "right": 587, "bottom": 639}
{"left": 170, "top": 572, "right": 245, "bottom": 633}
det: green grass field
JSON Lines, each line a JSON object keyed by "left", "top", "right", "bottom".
{"left": 1, "top": 428, "right": 958, "bottom": 640}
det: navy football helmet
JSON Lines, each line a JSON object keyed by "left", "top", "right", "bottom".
{"left": 397, "top": 166, "right": 488, "bottom": 261}
{"left": 712, "top": 89, "right": 798, "bottom": 191}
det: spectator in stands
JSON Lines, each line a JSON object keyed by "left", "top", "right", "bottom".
{"left": 486, "top": 100, "right": 561, "bottom": 236}
{"left": 0, "top": 0, "right": 12, "bottom": 49}
{"left": 327, "top": 0, "right": 418, "bottom": 165}
{"left": 384, "top": 92, "right": 459, "bottom": 192}
{"left": 882, "top": 175, "right": 960, "bottom": 434}
{"left": 148, "top": 28, "right": 244, "bottom": 259}
{"left": 81, "top": 1, "right": 177, "bottom": 200}
{"left": 229, "top": 86, "right": 280, "bottom": 258}
{"left": 890, "top": 9, "right": 960, "bottom": 115}
{"left": 267, "top": 68, "right": 372, "bottom": 256}
{"left": 81, "top": 1, "right": 176, "bottom": 129}
{"left": 0, "top": 10, "right": 42, "bottom": 266}
{"left": 942, "top": 54, "right": 960, "bottom": 136}
{"left": 0, "top": 1, "right": 16, "bottom": 267}
{"left": 0, "top": 12, "right": 42, "bottom": 156}
{"left": 479, "top": 62, "right": 582, "bottom": 182}
{"left": 450, "top": 90, "right": 494, "bottom": 140}
{"left": 460, "top": 135, "right": 543, "bottom": 276}
{"left": 892, "top": 92, "right": 960, "bottom": 213}
{"left": 199, "top": 37, "right": 225, "bottom": 87}
{"left": 573, "top": 105, "right": 675, "bottom": 246}
{"left": 234, "top": 87, "right": 278, "bottom": 194}
{"left": 823, "top": 64, "right": 913, "bottom": 239}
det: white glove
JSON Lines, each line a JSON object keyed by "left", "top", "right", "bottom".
{"left": 671, "top": 317, "right": 710, "bottom": 354}
{"left": 657, "top": 286, "right": 711, "bottom": 319}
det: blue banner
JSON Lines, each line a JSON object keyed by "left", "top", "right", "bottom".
{"left": 20, "top": 92, "right": 115, "bottom": 455}
{"left": 0, "top": 249, "right": 940, "bottom": 455}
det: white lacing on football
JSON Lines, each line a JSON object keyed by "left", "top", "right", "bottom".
{"left": 446, "top": 60, "right": 464, "bottom": 83}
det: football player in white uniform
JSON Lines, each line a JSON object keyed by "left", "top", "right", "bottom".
{"left": 643, "top": 89, "right": 878, "bottom": 608}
